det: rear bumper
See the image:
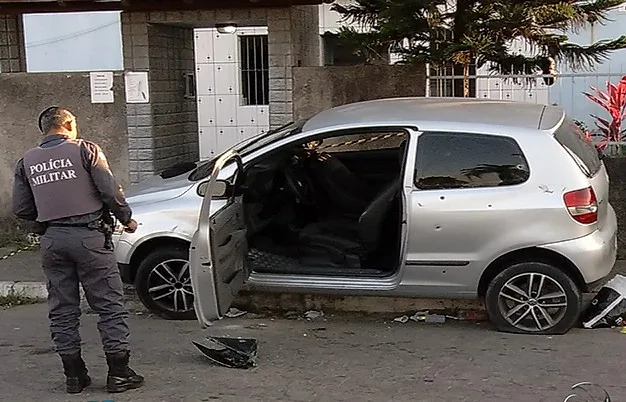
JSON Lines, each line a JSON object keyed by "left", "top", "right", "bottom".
{"left": 542, "top": 205, "right": 618, "bottom": 288}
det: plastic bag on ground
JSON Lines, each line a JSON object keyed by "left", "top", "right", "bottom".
{"left": 581, "top": 274, "right": 626, "bottom": 329}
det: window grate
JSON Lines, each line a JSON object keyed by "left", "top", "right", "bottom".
{"left": 240, "top": 35, "right": 269, "bottom": 106}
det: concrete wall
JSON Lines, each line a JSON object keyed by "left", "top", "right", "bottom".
{"left": 148, "top": 24, "right": 198, "bottom": 178}
{"left": 122, "top": 16, "right": 198, "bottom": 183}
{"left": 0, "top": 14, "right": 26, "bottom": 72}
{"left": 0, "top": 73, "right": 129, "bottom": 220}
{"left": 268, "top": 6, "right": 320, "bottom": 127}
{"left": 605, "top": 157, "right": 626, "bottom": 259}
{"left": 121, "top": 6, "right": 320, "bottom": 182}
{"left": 292, "top": 64, "right": 427, "bottom": 120}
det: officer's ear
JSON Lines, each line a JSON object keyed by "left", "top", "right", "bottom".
{"left": 62, "top": 119, "right": 74, "bottom": 132}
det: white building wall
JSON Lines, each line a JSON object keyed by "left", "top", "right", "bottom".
{"left": 194, "top": 27, "right": 270, "bottom": 160}
{"left": 474, "top": 38, "right": 550, "bottom": 105}
{"left": 318, "top": 2, "right": 346, "bottom": 35}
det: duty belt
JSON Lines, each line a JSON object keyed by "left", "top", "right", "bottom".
{"left": 47, "top": 221, "right": 99, "bottom": 229}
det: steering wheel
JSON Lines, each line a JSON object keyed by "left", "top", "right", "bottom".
{"left": 282, "top": 154, "right": 316, "bottom": 206}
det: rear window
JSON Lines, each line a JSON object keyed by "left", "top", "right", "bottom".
{"left": 554, "top": 119, "right": 601, "bottom": 176}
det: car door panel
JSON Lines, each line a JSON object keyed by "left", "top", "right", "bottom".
{"left": 190, "top": 150, "right": 249, "bottom": 328}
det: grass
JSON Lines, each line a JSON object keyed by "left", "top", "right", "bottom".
{"left": 0, "top": 288, "right": 45, "bottom": 308}
{"left": 0, "top": 235, "right": 34, "bottom": 250}
{"left": 0, "top": 216, "right": 37, "bottom": 250}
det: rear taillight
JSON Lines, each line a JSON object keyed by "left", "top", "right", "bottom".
{"left": 563, "top": 186, "right": 598, "bottom": 224}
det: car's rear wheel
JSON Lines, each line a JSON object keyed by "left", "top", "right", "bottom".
{"left": 135, "top": 245, "right": 196, "bottom": 320}
{"left": 485, "top": 262, "right": 582, "bottom": 335}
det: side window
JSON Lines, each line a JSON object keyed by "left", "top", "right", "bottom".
{"left": 414, "top": 132, "right": 530, "bottom": 190}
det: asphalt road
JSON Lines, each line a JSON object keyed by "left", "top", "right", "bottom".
{"left": 0, "top": 303, "right": 623, "bottom": 402}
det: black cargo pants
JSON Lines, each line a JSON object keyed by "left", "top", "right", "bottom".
{"left": 40, "top": 227, "right": 130, "bottom": 356}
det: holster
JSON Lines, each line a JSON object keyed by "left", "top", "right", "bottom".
{"left": 97, "top": 208, "right": 116, "bottom": 251}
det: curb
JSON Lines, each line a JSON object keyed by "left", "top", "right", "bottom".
{"left": 0, "top": 281, "right": 597, "bottom": 321}
{"left": 234, "top": 290, "right": 489, "bottom": 320}
{"left": 0, "top": 281, "right": 48, "bottom": 300}
{"left": 0, "top": 281, "right": 146, "bottom": 313}
{"left": 0, "top": 280, "right": 489, "bottom": 318}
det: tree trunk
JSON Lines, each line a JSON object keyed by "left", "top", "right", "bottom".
{"left": 463, "top": 63, "right": 470, "bottom": 97}
{"left": 453, "top": 0, "right": 472, "bottom": 98}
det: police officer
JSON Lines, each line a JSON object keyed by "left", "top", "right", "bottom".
{"left": 11, "top": 106, "right": 144, "bottom": 394}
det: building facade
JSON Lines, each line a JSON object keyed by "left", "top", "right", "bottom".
{"left": 11, "top": 2, "right": 626, "bottom": 167}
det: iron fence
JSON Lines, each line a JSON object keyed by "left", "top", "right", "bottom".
{"left": 427, "top": 67, "right": 623, "bottom": 125}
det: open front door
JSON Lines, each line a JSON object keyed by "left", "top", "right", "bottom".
{"left": 190, "top": 150, "right": 249, "bottom": 328}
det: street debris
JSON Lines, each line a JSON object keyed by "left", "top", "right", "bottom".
{"left": 455, "top": 310, "right": 488, "bottom": 322}
{"left": 393, "top": 315, "right": 410, "bottom": 323}
{"left": 582, "top": 274, "right": 626, "bottom": 329}
{"left": 225, "top": 308, "right": 248, "bottom": 318}
{"left": 393, "top": 311, "right": 446, "bottom": 324}
{"left": 193, "top": 336, "right": 258, "bottom": 369}
{"left": 285, "top": 311, "right": 300, "bottom": 320}
{"left": 411, "top": 312, "right": 446, "bottom": 323}
{"left": 304, "top": 310, "right": 324, "bottom": 320}
{"left": 244, "top": 323, "right": 268, "bottom": 330}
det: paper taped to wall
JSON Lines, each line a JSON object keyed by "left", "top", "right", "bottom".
{"left": 125, "top": 71, "right": 149, "bottom": 103}
{"left": 89, "top": 71, "right": 114, "bottom": 104}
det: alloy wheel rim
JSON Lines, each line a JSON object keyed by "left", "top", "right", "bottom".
{"left": 147, "top": 258, "right": 194, "bottom": 313}
{"left": 497, "top": 272, "right": 568, "bottom": 332}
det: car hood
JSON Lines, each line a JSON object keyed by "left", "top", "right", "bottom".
{"left": 125, "top": 172, "right": 196, "bottom": 206}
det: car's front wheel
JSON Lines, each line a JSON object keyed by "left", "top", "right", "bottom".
{"left": 134, "top": 245, "right": 196, "bottom": 320}
{"left": 485, "top": 261, "right": 582, "bottom": 335}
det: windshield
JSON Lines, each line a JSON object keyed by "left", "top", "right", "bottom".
{"left": 188, "top": 119, "right": 307, "bottom": 181}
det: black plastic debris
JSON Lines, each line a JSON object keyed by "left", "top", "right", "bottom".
{"left": 193, "top": 337, "right": 258, "bottom": 369}
{"left": 582, "top": 275, "right": 626, "bottom": 329}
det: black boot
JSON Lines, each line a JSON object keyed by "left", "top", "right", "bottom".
{"left": 105, "top": 350, "right": 144, "bottom": 393}
{"left": 60, "top": 352, "right": 92, "bottom": 394}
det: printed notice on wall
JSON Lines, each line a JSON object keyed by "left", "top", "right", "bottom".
{"left": 89, "top": 71, "right": 114, "bottom": 103}
{"left": 124, "top": 71, "right": 150, "bottom": 103}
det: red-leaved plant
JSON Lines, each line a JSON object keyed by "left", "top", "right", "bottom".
{"left": 583, "top": 75, "right": 626, "bottom": 149}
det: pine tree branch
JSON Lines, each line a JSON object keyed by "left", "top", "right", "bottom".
{"left": 578, "top": 0, "right": 625, "bottom": 24}
{"left": 553, "top": 35, "right": 626, "bottom": 70}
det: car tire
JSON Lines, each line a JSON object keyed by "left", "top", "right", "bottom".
{"left": 485, "top": 261, "right": 582, "bottom": 335}
{"left": 134, "top": 245, "right": 196, "bottom": 321}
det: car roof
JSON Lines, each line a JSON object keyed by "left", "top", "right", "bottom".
{"left": 302, "top": 97, "right": 565, "bottom": 134}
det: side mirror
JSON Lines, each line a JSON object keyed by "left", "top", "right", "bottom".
{"left": 197, "top": 179, "right": 228, "bottom": 198}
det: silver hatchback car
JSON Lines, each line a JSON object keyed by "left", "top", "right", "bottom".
{"left": 113, "top": 97, "right": 617, "bottom": 335}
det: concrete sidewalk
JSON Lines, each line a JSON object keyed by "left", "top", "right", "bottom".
{"left": 0, "top": 247, "right": 147, "bottom": 312}
{"left": 1, "top": 302, "right": 625, "bottom": 401}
